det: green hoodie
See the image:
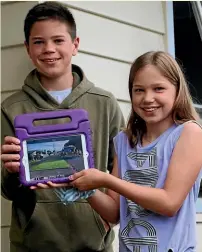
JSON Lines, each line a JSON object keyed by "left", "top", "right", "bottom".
{"left": 1, "top": 65, "right": 125, "bottom": 252}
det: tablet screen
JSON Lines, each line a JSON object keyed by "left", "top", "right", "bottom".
{"left": 22, "top": 134, "right": 88, "bottom": 182}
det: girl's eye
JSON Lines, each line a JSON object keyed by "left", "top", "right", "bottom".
{"left": 155, "top": 87, "right": 164, "bottom": 92}
{"left": 134, "top": 89, "right": 144, "bottom": 93}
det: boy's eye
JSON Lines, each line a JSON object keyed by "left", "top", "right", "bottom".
{"left": 33, "top": 40, "right": 43, "bottom": 44}
{"left": 54, "top": 39, "right": 64, "bottom": 44}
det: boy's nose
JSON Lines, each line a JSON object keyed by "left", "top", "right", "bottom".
{"left": 43, "top": 42, "right": 56, "bottom": 53}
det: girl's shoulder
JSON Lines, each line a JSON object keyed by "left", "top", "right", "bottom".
{"left": 113, "top": 130, "right": 130, "bottom": 154}
{"left": 169, "top": 120, "right": 202, "bottom": 148}
{"left": 172, "top": 120, "right": 202, "bottom": 137}
{"left": 182, "top": 120, "right": 202, "bottom": 131}
{"left": 114, "top": 130, "right": 128, "bottom": 145}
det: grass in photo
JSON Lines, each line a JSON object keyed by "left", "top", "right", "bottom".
{"left": 31, "top": 160, "right": 70, "bottom": 171}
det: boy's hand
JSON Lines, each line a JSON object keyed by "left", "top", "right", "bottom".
{"left": 1, "top": 136, "right": 21, "bottom": 173}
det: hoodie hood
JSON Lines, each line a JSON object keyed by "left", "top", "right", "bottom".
{"left": 22, "top": 64, "right": 94, "bottom": 109}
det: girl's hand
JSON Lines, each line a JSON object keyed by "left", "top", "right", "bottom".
{"left": 30, "top": 168, "right": 107, "bottom": 190}
{"left": 69, "top": 168, "right": 108, "bottom": 191}
{"left": 30, "top": 181, "right": 71, "bottom": 190}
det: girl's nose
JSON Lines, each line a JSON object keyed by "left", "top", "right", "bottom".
{"left": 143, "top": 92, "right": 155, "bottom": 103}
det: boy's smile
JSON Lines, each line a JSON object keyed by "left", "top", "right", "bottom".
{"left": 41, "top": 58, "right": 61, "bottom": 63}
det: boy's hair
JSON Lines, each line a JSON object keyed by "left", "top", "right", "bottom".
{"left": 24, "top": 1, "right": 76, "bottom": 44}
{"left": 125, "top": 51, "right": 199, "bottom": 148}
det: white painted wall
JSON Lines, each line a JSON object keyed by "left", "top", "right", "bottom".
{"left": 1, "top": 1, "right": 201, "bottom": 251}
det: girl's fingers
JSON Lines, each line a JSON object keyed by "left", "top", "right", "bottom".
{"left": 30, "top": 186, "right": 37, "bottom": 190}
{"left": 30, "top": 183, "right": 49, "bottom": 189}
{"left": 30, "top": 181, "right": 71, "bottom": 190}
{"left": 36, "top": 183, "right": 50, "bottom": 189}
{"left": 30, "top": 184, "right": 49, "bottom": 190}
{"left": 71, "top": 170, "right": 84, "bottom": 180}
{"left": 46, "top": 181, "right": 70, "bottom": 187}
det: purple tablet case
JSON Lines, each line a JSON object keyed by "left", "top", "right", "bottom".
{"left": 14, "top": 109, "right": 94, "bottom": 187}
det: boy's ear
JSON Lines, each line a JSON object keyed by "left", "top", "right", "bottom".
{"left": 24, "top": 41, "right": 30, "bottom": 56}
{"left": 72, "top": 37, "right": 80, "bottom": 56}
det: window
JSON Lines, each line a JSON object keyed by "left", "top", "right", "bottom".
{"left": 173, "top": 1, "right": 202, "bottom": 105}
{"left": 173, "top": 1, "right": 202, "bottom": 212}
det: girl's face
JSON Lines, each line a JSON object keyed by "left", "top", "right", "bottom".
{"left": 132, "top": 65, "right": 177, "bottom": 126}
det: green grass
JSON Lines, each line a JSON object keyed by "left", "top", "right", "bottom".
{"left": 31, "top": 160, "right": 70, "bottom": 171}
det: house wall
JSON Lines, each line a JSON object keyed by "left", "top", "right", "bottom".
{"left": 2, "top": 1, "right": 201, "bottom": 251}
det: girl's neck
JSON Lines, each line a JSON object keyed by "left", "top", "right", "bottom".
{"left": 40, "top": 71, "right": 73, "bottom": 91}
{"left": 143, "top": 117, "right": 174, "bottom": 143}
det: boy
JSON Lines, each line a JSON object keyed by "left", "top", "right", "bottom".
{"left": 1, "top": 2, "right": 124, "bottom": 252}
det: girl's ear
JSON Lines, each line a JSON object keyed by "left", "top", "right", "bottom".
{"left": 72, "top": 37, "right": 80, "bottom": 56}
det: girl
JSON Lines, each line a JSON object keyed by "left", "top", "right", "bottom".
{"left": 41, "top": 51, "right": 202, "bottom": 252}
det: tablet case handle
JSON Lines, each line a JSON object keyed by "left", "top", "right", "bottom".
{"left": 14, "top": 109, "right": 89, "bottom": 134}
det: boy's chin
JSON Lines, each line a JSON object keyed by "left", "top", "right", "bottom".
{"left": 39, "top": 71, "right": 63, "bottom": 79}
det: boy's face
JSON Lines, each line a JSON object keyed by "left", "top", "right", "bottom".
{"left": 25, "top": 19, "right": 79, "bottom": 79}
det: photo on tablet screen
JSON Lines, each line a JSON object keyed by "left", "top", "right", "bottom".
{"left": 24, "top": 134, "right": 88, "bottom": 181}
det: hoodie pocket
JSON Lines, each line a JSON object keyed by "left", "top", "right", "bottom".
{"left": 22, "top": 201, "right": 112, "bottom": 252}
{"left": 92, "top": 208, "right": 111, "bottom": 234}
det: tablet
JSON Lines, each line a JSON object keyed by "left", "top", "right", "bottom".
{"left": 22, "top": 134, "right": 88, "bottom": 182}
{"left": 14, "top": 109, "right": 94, "bottom": 186}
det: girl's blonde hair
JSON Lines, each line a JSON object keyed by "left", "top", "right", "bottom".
{"left": 125, "top": 51, "right": 199, "bottom": 148}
